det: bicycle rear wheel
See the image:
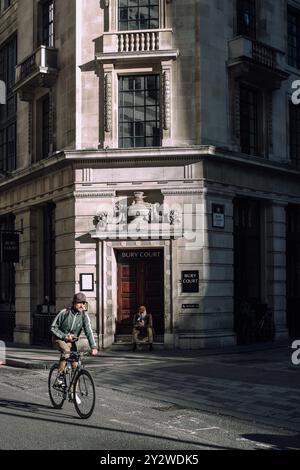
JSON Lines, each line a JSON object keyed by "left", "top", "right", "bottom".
{"left": 48, "top": 364, "right": 66, "bottom": 409}
{"left": 73, "top": 370, "right": 95, "bottom": 419}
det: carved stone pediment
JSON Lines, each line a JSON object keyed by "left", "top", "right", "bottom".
{"left": 90, "top": 192, "right": 183, "bottom": 240}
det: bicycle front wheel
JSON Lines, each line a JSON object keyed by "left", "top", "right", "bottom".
{"left": 48, "top": 364, "right": 66, "bottom": 409}
{"left": 73, "top": 370, "right": 95, "bottom": 419}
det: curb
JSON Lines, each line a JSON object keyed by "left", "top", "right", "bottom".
{"left": 5, "top": 358, "right": 51, "bottom": 370}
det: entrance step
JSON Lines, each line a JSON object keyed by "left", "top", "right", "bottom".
{"left": 110, "top": 342, "right": 165, "bottom": 351}
{"left": 112, "top": 334, "right": 164, "bottom": 351}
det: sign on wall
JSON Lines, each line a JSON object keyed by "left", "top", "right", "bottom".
{"left": 181, "top": 271, "right": 199, "bottom": 293}
{"left": 212, "top": 203, "right": 225, "bottom": 228}
{"left": 1, "top": 233, "right": 19, "bottom": 263}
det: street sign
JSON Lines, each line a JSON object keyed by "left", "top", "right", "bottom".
{"left": 181, "top": 271, "right": 199, "bottom": 293}
{"left": 212, "top": 203, "right": 225, "bottom": 228}
{"left": 1, "top": 233, "right": 19, "bottom": 262}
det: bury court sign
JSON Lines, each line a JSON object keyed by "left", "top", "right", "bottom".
{"left": 181, "top": 271, "right": 199, "bottom": 293}
{"left": 1, "top": 233, "right": 19, "bottom": 263}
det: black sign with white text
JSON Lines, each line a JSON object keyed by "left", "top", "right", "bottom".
{"left": 1, "top": 233, "right": 19, "bottom": 263}
{"left": 181, "top": 271, "right": 199, "bottom": 293}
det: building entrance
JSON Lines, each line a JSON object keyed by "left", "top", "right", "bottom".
{"left": 287, "top": 205, "right": 300, "bottom": 338}
{"left": 233, "top": 198, "right": 263, "bottom": 344}
{"left": 116, "top": 249, "right": 164, "bottom": 336}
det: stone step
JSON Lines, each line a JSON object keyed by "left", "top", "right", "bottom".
{"left": 114, "top": 335, "right": 164, "bottom": 343}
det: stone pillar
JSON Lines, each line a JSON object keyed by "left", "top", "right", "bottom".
{"left": 74, "top": 190, "right": 116, "bottom": 349}
{"left": 266, "top": 201, "right": 289, "bottom": 339}
{"left": 14, "top": 210, "right": 36, "bottom": 344}
{"left": 161, "top": 188, "right": 236, "bottom": 349}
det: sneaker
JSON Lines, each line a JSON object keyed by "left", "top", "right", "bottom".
{"left": 54, "top": 373, "right": 65, "bottom": 389}
{"left": 70, "top": 392, "right": 81, "bottom": 405}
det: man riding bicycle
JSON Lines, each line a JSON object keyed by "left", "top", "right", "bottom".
{"left": 51, "top": 292, "right": 97, "bottom": 388}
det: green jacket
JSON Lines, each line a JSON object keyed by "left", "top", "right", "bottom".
{"left": 51, "top": 308, "right": 96, "bottom": 348}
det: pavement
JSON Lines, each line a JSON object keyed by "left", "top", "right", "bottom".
{"left": 2, "top": 339, "right": 300, "bottom": 436}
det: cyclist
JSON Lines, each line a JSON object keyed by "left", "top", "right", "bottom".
{"left": 51, "top": 292, "right": 98, "bottom": 388}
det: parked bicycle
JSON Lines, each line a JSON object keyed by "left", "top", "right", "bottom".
{"left": 48, "top": 350, "right": 96, "bottom": 419}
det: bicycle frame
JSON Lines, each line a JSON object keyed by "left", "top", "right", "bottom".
{"left": 63, "top": 352, "right": 84, "bottom": 399}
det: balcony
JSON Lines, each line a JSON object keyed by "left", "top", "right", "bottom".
{"left": 14, "top": 46, "right": 58, "bottom": 100}
{"left": 228, "top": 36, "right": 289, "bottom": 89}
{"left": 95, "top": 28, "right": 178, "bottom": 63}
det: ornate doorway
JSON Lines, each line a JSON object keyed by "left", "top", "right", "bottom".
{"left": 116, "top": 249, "right": 164, "bottom": 335}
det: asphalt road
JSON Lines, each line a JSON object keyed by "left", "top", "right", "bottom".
{"left": 0, "top": 362, "right": 299, "bottom": 452}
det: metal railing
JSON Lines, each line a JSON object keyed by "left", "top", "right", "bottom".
{"left": 32, "top": 312, "right": 56, "bottom": 346}
{"left": 0, "top": 311, "right": 15, "bottom": 342}
{"left": 252, "top": 40, "right": 277, "bottom": 69}
{"left": 15, "top": 46, "right": 58, "bottom": 84}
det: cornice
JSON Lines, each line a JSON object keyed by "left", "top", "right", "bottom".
{"left": 1, "top": 146, "right": 300, "bottom": 194}
{"left": 74, "top": 191, "right": 116, "bottom": 198}
{"left": 95, "top": 49, "right": 179, "bottom": 63}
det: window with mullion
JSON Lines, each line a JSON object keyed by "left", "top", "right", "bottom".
{"left": 288, "top": 7, "right": 300, "bottom": 69}
{"left": 119, "top": 75, "right": 160, "bottom": 148}
{"left": 236, "top": 0, "right": 256, "bottom": 39}
{"left": 239, "top": 84, "right": 262, "bottom": 156}
{"left": 0, "top": 35, "right": 17, "bottom": 174}
{"left": 118, "top": 0, "right": 159, "bottom": 31}
{"left": 41, "top": 0, "right": 54, "bottom": 47}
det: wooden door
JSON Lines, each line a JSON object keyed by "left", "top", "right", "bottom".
{"left": 117, "top": 250, "right": 164, "bottom": 335}
{"left": 117, "top": 262, "right": 139, "bottom": 334}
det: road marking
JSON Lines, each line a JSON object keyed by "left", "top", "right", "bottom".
{"left": 236, "top": 438, "right": 273, "bottom": 449}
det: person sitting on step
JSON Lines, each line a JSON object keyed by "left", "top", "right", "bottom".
{"left": 132, "top": 305, "right": 154, "bottom": 352}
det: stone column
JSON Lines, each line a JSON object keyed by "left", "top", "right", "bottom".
{"left": 14, "top": 209, "right": 36, "bottom": 344}
{"left": 54, "top": 196, "right": 76, "bottom": 312}
{"left": 266, "top": 200, "right": 289, "bottom": 339}
{"left": 74, "top": 190, "right": 116, "bottom": 349}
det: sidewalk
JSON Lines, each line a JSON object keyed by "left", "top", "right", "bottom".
{"left": 3, "top": 339, "right": 291, "bottom": 369}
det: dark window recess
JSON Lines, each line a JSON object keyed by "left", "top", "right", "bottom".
{"left": 288, "top": 7, "right": 300, "bottom": 69}
{"left": 3, "top": 0, "right": 11, "bottom": 11}
{"left": 237, "top": 0, "right": 256, "bottom": 38}
{"left": 234, "top": 199, "right": 261, "bottom": 303}
{"left": 0, "top": 214, "right": 15, "bottom": 303}
{"left": 42, "top": 95, "right": 50, "bottom": 159}
{"left": 239, "top": 84, "right": 262, "bottom": 156}
{"left": 119, "top": 75, "right": 160, "bottom": 148}
{"left": 43, "top": 203, "right": 55, "bottom": 303}
{"left": 289, "top": 101, "right": 300, "bottom": 167}
{"left": 287, "top": 205, "right": 300, "bottom": 338}
{"left": 40, "top": 0, "right": 54, "bottom": 47}
{"left": 0, "top": 35, "right": 17, "bottom": 174}
{"left": 118, "top": 0, "right": 159, "bottom": 31}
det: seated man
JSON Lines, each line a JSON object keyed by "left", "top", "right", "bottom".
{"left": 132, "top": 305, "right": 153, "bottom": 351}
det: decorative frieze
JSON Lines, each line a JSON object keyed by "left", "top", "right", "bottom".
{"left": 163, "top": 70, "right": 171, "bottom": 130}
{"left": 104, "top": 73, "right": 112, "bottom": 133}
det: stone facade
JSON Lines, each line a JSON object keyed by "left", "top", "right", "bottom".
{"left": 0, "top": 0, "right": 299, "bottom": 349}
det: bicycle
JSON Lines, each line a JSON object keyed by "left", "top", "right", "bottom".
{"left": 48, "top": 350, "right": 96, "bottom": 419}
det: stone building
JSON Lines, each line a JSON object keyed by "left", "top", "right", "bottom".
{"left": 0, "top": 0, "right": 299, "bottom": 349}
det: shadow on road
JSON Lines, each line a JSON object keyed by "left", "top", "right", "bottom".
{"left": 242, "top": 433, "right": 300, "bottom": 450}
{"left": 0, "top": 398, "right": 235, "bottom": 450}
